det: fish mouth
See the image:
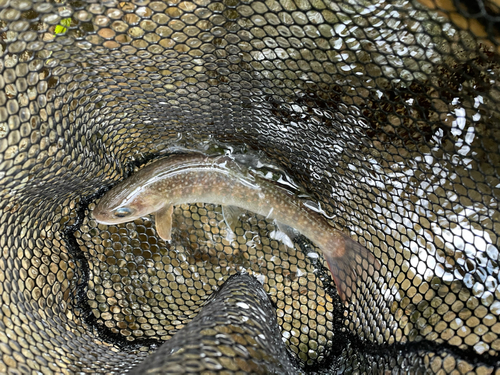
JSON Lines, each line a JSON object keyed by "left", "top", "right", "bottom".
{"left": 92, "top": 212, "right": 118, "bottom": 225}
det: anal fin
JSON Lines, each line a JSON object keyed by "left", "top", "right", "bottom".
{"left": 155, "top": 205, "right": 174, "bottom": 241}
{"left": 269, "top": 221, "right": 297, "bottom": 249}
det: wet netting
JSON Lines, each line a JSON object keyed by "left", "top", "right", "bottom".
{"left": 0, "top": 0, "right": 499, "bottom": 373}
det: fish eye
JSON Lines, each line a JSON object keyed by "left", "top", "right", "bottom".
{"left": 114, "top": 207, "right": 133, "bottom": 218}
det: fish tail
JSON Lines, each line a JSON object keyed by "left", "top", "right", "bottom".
{"left": 322, "top": 233, "right": 380, "bottom": 303}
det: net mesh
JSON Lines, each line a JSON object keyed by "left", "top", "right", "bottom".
{"left": 0, "top": 0, "right": 499, "bottom": 373}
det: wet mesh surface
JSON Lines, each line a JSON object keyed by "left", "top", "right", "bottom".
{"left": 0, "top": 0, "right": 499, "bottom": 373}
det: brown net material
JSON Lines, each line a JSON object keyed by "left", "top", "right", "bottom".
{"left": 0, "top": 0, "right": 499, "bottom": 373}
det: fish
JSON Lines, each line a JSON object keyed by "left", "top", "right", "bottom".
{"left": 92, "top": 153, "right": 379, "bottom": 302}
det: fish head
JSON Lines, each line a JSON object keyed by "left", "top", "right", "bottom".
{"left": 92, "top": 183, "right": 165, "bottom": 225}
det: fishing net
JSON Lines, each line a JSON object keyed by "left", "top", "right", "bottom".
{"left": 0, "top": 0, "right": 499, "bottom": 373}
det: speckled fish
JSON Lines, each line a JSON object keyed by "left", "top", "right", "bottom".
{"left": 93, "top": 153, "right": 379, "bottom": 302}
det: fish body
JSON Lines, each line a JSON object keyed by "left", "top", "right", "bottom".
{"left": 93, "top": 154, "right": 378, "bottom": 302}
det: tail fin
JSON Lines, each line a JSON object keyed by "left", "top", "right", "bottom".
{"left": 322, "top": 233, "right": 380, "bottom": 303}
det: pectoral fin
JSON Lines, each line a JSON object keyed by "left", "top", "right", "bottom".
{"left": 155, "top": 204, "right": 174, "bottom": 241}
